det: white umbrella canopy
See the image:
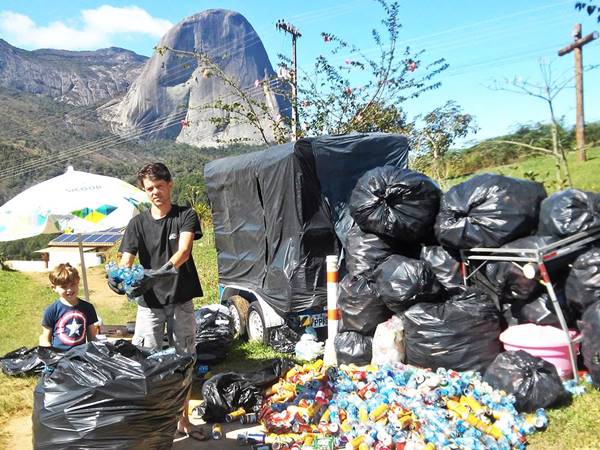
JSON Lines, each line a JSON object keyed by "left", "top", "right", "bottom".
{"left": 0, "top": 166, "right": 148, "bottom": 299}
{"left": 0, "top": 167, "right": 147, "bottom": 241}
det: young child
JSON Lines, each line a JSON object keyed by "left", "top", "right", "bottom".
{"left": 40, "top": 263, "right": 98, "bottom": 350}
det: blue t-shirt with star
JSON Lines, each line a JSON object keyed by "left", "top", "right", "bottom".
{"left": 41, "top": 299, "right": 98, "bottom": 351}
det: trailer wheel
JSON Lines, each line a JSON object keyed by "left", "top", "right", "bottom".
{"left": 227, "top": 295, "right": 249, "bottom": 338}
{"left": 247, "top": 302, "right": 269, "bottom": 345}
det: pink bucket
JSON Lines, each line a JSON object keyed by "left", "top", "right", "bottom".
{"left": 499, "top": 324, "right": 580, "bottom": 378}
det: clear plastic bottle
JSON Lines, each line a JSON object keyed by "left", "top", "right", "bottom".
{"left": 105, "top": 261, "right": 120, "bottom": 280}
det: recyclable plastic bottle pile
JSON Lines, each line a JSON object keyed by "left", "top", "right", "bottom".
{"left": 105, "top": 262, "right": 144, "bottom": 298}
{"left": 255, "top": 360, "right": 549, "bottom": 450}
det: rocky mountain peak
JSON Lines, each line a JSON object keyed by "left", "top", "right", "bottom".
{"left": 104, "top": 9, "right": 289, "bottom": 147}
{"left": 0, "top": 39, "right": 147, "bottom": 105}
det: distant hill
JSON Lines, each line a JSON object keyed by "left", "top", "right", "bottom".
{"left": 0, "top": 39, "right": 147, "bottom": 106}
{"left": 0, "top": 86, "right": 261, "bottom": 206}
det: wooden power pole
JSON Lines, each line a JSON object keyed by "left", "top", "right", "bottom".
{"left": 276, "top": 19, "right": 301, "bottom": 141}
{"left": 558, "top": 24, "right": 598, "bottom": 162}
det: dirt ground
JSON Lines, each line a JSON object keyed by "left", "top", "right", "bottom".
{"left": 25, "top": 266, "right": 125, "bottom": 311}
{"left": 5, "top": 268, "right": 263, "bottom": 449}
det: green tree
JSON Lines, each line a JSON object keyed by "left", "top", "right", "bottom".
{"left": 295, "top": 0, "right": 448, "bottom": 136}
{"left": 158, "top": 0, "right": 448, "bottom": 141}
{"left": 410, "top": 101, "right": 477, "bottom": 186}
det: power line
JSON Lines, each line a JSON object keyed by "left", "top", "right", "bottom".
{"left": 2, "top": 101, "right": 295, "bottom": 182}
{"left": 2, "top": 2, "right": 359, "bottom": 146}
{"left": 1, "top": 3, "right": 361, "bottom": 173}
{"left": 396, "top": 0, "right": 572, "bottom": 48}
{"left": 0, "top": 77, "right": 284, "bottom": 180}
{"left": 323, "top": 9, "right": 569, "bottom": 68}
{"left": 1, "top": 0, "right": 581, "bottom": 178}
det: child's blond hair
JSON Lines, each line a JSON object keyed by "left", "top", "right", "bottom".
{"left": 49, "top": 263, "right": 80, "bottom": 287}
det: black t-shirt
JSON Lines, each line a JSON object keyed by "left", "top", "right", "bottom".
{"left": 119, "top": 205, "right": 203, "bottom": 308}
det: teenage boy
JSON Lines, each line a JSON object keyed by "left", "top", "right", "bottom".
{"left": 109, "top": 162, "right": 204, "bottom": 440}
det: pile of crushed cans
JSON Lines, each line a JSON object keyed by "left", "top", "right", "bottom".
{"left": 236, "top": 360, "right": 550, "bottom": 450}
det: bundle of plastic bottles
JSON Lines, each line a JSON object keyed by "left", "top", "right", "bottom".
{"left": 258, "top": 361, "right": 549, "bottom": 450}
{"left": 105, "top": 262, "right": 144, "bottom": 298}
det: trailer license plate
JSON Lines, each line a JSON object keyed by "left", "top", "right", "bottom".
{"left": 311, "top": 313, "right": 327, "bottom": 328}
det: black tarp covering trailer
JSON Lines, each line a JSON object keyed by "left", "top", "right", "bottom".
{"left": 204, "top": 133, "right": 409, "bottom": 341}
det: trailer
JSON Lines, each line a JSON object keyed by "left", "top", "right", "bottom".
{"left": 204, "top": 133, "right": 410, "bottom": 344}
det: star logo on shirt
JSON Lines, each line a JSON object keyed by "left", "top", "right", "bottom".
{"left": 56, "top": 310, "right": 87, "bottom": 345}
{"left": 65, "top": 318, "right": 82, "bottom": 337}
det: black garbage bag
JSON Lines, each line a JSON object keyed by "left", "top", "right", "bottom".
{"left": 195, "top": 304, "right": 235, "bottom": 364}
{"left": 0, "top": 346, "right": 63, "bottom": 376}
{"left": 269, "top": 325, "right": 302, "bottom": 353}
{"left": 403, "top": 289, "right": 502, "bottom": 372}
{"left": 338, "top": 275, "right": 392, "bottom": 335}
{"left": 420, "top": 246, "right": 464, "bottom": 294}
{"left": 580, "top": 302, "right": 600, "bottom": 388}
{"left": 374, "top": 255, "right": 445, "bottom": 314}
{"left": 200, "top": 358, "right": 294, "bottom": 422}
{"left": 435, "top": 174, "right": 546, "bottom": 249}
{"left": 344, "top": 224, "right": 397, "bottom": 279}
{"left": 566, "top": 247, "right": 600, "bottom": 315}
{"left": 32, "top": 340, "right": 194, "bottom": 450}
{"left": 515, "top": 293, "right": 561, "bottom": 327}
{"left": 538, "top": 188, "right": 600, "bottom": 238}
{"left": 483, "top": 350, "right": 568, "bottom": 412}
{"left": 349, "top": 166, "right": 441, "bottom": 242}
{"left": 334, "top": 331, "right": 373, "bottom": 365}
{"left": 485, "top": 236, "right": 555, "bottom": 302}
{"left": 501, "top": 303, "right": 520, "bottom": 327}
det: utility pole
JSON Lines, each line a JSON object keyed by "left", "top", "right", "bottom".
{"left": 558, "top": 23, "right": 598, "bottom": 162}
{"left": 276, "top": 19, "right": 301, "bottom": 141}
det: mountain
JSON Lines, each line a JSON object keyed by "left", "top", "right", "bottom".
{"left": 0, "top": 87, "right": 259, "bottom": 206}
{"left": 0, "top": 9, "right": 286, "bottom": 202}
{"left": 0, "top": 39, "right": 147, "bottom": 106}
{"left": 103, "top": 9, "right": 290, "bottom": 147}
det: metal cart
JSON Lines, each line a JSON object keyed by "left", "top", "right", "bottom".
{"left": 460, "top": 229, "right": 600, "bottom": 382}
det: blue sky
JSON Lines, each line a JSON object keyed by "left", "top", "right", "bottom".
{"left": 0, "top": 0, "right": 598, "bottom": 145}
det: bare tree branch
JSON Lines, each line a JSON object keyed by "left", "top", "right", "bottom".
{"left": 493, "top": 140, "right": 554, "bottom": 155}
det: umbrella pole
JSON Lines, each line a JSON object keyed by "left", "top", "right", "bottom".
{"left": 77, "top": 233, "right": 90, "bottom": 302}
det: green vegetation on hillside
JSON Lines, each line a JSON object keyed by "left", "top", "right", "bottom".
{"left": 412, "top": 121, "right": 600, "bottom": 182}
{"left": 447, "top": 146, "right": 600, "bottom": 193}
{"left": 0, "top": 86, "right": 263, "bottom": 206}
{"left": 0, "top": 86, "right": 265, "bottom": 260}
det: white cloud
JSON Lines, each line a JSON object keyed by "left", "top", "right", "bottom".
{"left": 0, "top": 6, "right": 172, "bottom": 50}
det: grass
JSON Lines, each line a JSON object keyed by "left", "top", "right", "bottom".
{"left": 2, "top": 159, "right": 600, "bottom": 447}
{"left": 0, "top": 270, "right": 56, "bottom": 355}
{"left": 0, "top": 226, "right": 277, "bottom": 447}
{"left": 0, "top": 270, "right": 52, "bottom": 445}
{"left": 211, "top": 340, "right": 294, "bottom": 373}
{"left": 528, "top": 385, "right": 600, "bottom": 449}
{"left": 191, "top": 226, "right": 219, "bottom": 308}
{"left": 447, "top": 146, "right": 600, "bottom": 193}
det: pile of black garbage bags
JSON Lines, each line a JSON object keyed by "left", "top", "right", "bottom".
{"left": 30, "top": 340, "right": 194, "bottom": 449}
{"left": 335, "top": 167, "right": 600, "bottom": 396}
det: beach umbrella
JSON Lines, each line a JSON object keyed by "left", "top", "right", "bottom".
{"left": 0, "top": 166, "right": 147, "bottom": 299}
